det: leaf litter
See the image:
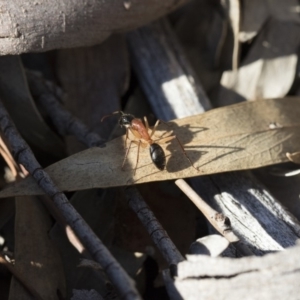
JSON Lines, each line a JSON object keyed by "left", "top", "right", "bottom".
{"left": 1, "top": 1, "right": 300, "bottom": 299}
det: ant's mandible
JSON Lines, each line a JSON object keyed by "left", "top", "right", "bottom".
{"left": 102, "top": 111, "right": 198, "bottom": 174}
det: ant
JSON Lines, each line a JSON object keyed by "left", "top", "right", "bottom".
{"left": 102, "top": 111, "right": 198, "bottom": 174}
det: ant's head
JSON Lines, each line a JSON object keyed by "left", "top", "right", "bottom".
{"left": 101, "top": 111, "right": 134, "bottom": 128}
{"left": 118, "top": 113, "right": 134, "bottom": 128}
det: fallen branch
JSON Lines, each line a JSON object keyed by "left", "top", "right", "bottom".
{"left": 125, "top": 186, "right": 184, "bottom": 268}
{"left": 0, "top": 100, "right": 141, "bottom": 300}
{"left": 26, "top": 71, "right": 105, "bottom": 148}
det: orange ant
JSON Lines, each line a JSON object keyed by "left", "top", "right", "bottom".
{"left": 102, "top": 111, "right": 198, "bottom": 174}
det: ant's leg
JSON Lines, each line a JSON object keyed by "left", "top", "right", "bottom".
{"left": 124, "top": 129, "right": 129, "bottom": 149}
{"left": 144, "top": 116, "right": 150, "bottom": 131}
{"left": 150, "top": 120, "right": 160, "bottom": 137}
{"left": 122, "top": 139, "right": 143, "bottom": 174}
{"left": 157, "top": 135, "right": 199, "bottom": 171}
{"left": 155, "top": 135, "right": 175, "bottom": 144}
{"left": 122, "top": 140, "right": 133, "bottom": 170}
{"left": 134, "top": 140, "right": 141, "bottom": 175}
{"left": 155, "top": 130, "right": 173, "bottom": 140}
{"left": 150, "top": 119, "right": 173, "bottom": 138}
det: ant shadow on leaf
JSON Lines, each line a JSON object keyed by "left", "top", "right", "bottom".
{"left": 157, "top": 122, "right": 244, "bottom": 173}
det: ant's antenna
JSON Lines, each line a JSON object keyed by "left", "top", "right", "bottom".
{"left": 101, "top": 111, "right": 124, "bottom": 122}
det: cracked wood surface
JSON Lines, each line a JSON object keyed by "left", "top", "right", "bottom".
{"left": 0, "top": 0, "right": 189, "bottom": 55}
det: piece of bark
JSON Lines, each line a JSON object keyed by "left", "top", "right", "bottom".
{"left": 127, "top": 18, "right": 300, "bottom": 256}
{"left": 172, "top": 243, "right": 300, "bottom": 300}
{"left": 192, "top": 172, "right": 300, "bottom": 254}
{"left": 127, "top": 19, "right": 212, "bottom": 120}
{"left": 0, "top": 0, "right": 189, "bottom": 55}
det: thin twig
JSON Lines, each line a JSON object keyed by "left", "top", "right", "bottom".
{"left": 0, "top": 253, "right": 44, "bottom": 300}
{"left": 125, "top": 186, "right": 184, "bottom": 267}
{"left": 0, "top": 133, "right": 24, "bottom": 180}
{"left": 0, "top": 100, "right": 141, "bottom": 300}
{"left": 175, "top": 179, "right": 238, "bottom": 242}
{"left": 26, "top": 70, "right": 105, "bottom": 148}
{"left": 175, "top": 179, "right": 253, "bottom": 256}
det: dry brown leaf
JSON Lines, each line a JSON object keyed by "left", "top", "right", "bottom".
{"left": 0, "top": 55, "right": 65, "bottom": 158}
{"left": 219, "top": 19, "right": 300, "bottom": 105}
{"left": 9, "top": 196, "right": 66, "bottom": 299}
{"left": 1, "top": 97, "right": 300, "bottom": 197}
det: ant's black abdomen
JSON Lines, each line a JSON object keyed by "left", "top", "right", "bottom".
{"left": 150, "top": 143, "right": 166, "bottom": 171}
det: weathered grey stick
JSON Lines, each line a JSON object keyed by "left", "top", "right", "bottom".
{"left": 0, "top": 100, "right": 141, "bottom": 300}
{"left": 125, "top": 186, "right": 185, "bottom": 266}
{"left": 26, "top": 71, "right": 105, "bottom": 148}
{"left": 127, "top": 18, "right": 300, "bottom": 255}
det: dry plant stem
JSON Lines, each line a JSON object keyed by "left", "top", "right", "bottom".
{"left": 0, "top": 253, "right": 44, "bottom": 300}
{"left": 175, "top": 179, "right": 238, "bottom": 243}
{"left": 125, "top": 186, "right": 184, "bottom": 266}
{"left": 175, "top": 179, "right": 253, "bottom": 256}
{"left": 0, "top": 101, "right": 141, "bottom": 300}
{"left": 26, "top": 71, "right": 105, "bottom": 148}
{"left": 0, "top": 134, "right": 23, "bottom": 179}
{"left": 127, "top": 18, "right": 300, "bottom": 255}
